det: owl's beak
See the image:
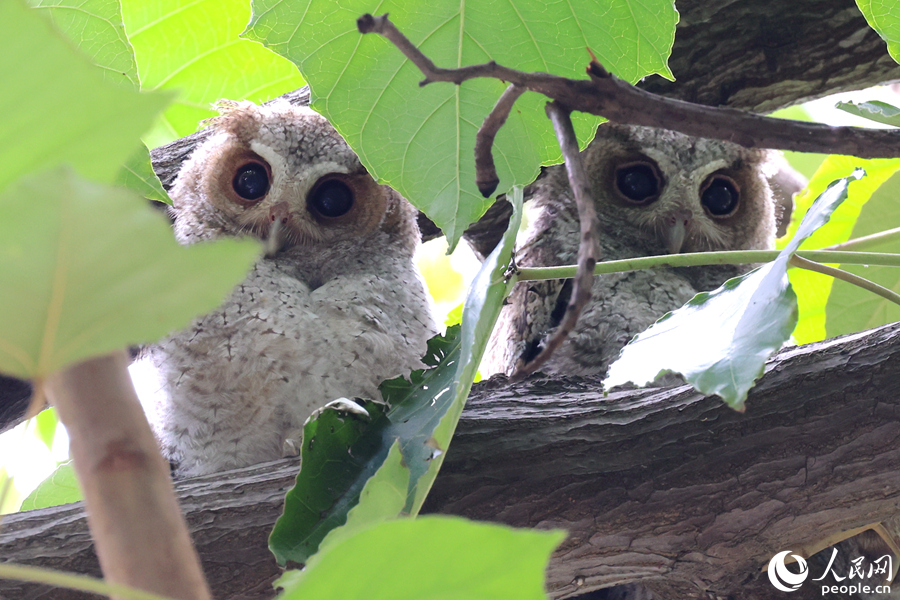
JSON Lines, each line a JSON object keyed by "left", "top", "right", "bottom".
{"left": 664, "top": 211, "right": 691, "bottom": 254}
{"left": 265, "top": 201, "right": 292, "bottom": 257}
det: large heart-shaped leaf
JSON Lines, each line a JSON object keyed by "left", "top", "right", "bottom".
{"left": 605, "top": 172, "right": 863, "bottom": 410}
{"left": 245, "top": 0, "right": 676, "bottom": 247}
{"left": 275, "top": 517, "right": 565, "bottom": 600}
{"left": 0, "top": 168, "right": 259, "bottom": 379}
{"left": 856, "top": 0, "right": 900, "bottom": 64}
{"left": 27, "top": 0, "right": 139, "bottom": 89}
{"left": 122, "top": 0, "right": 306, "bottom": 147}
{"left": 1, "top": 0, "right": 169, "bottom": 191}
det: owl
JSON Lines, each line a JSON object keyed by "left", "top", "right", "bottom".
{"left": 484, "top": 123, "right": 794, "bottom": 378}
{"left": 133, "top": 100, "right": 438, "bottom": 478}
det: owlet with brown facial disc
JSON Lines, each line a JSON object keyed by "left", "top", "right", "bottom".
{"left": 135, "top": 100, "right": 438, "bottom": 477}
{"left": 485, "top": 123, "right": 797, "bottom": 378}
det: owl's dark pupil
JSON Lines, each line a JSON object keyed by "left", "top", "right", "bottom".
{"left": 310, "top": 180, "right": 354, "bottom": 218}
{"left": 617, "top": 164, "right": 659, "bottom": 203}
{"left": 233, "top": 163, "right": 269, "bottom": 201}
{"left": 702, "top": 178, "right": 739, "bottom": 216}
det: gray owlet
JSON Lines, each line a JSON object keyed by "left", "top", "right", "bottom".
{"left": 484, "top": 123, "right": 794, "bottom": 378}
{"left": 134, "top": 100, "right": 438, "bottom": 477}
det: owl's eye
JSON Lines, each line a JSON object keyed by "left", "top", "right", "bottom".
{"left": 615, "top": 162, "right": 661, "bottom": 205}
{"left": 232, "top": 162, "right": 270, "bottom": 201}
{"left": 701, "top": 175, "right": 740, "bottom": 217}
{"left": 309, "top": 178, "right": 354, "bottom": 218}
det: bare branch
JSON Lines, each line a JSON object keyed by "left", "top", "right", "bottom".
{"left": 357, "top": 13, "right": 900, "bottom": 159}
{"left": 475, "top": 85, "right": 525, "bottom": 197}
{"left": 512, "top": 103, "right": 600, "bottom": 380}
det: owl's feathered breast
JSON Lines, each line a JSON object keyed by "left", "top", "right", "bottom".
{"left": 137, "top": 100, "right": 437, "bottom": 477}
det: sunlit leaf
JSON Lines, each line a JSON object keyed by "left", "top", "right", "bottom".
{"left": 122, "top": 0, "right": 306, "bottom": 147}
{"left": 34, "top": 408, "right": 58, "bottom": 449}
{"left": 115, "top": 143, "right": 172, "bottom": 205}
{"left": 783, "top": 156, "right": 900, "bottom": 343}
{"left": 826, "top": 171, "right": 900, "bottom": 337}
{"left": 275, "top": 517, "right": 565, "bottom": 600}
{"left": 836, "top": 100, "right": 900, "bottom": 127}
{"left": 0, "top": 0, "right": 170, "bottom": 191}
{"left": 27, "top": 0, "right": 139, "bottom": 89}
{"left": 856, "top": 0, "right": 900, "bottom": 64}
{"left": 0, "top": 168, "right": 260, "bottom": 379}
{"left": 606, "top": 173, "right": 862, "bottom": 410}
{"left": 20, "top": 461, "right": 81, "bottom": 510}
{"left": 245, "top": 0, "right": 676, "bottom": 247}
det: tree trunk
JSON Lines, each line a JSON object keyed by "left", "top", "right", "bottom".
{"left": 2, "top": 322, "right": 900, "bottom": 599}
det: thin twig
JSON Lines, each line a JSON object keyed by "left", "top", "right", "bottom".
{"left": 512, "top": 102, "right": 600, "bottom": 381}
{"left": 821, "top": 226, "right": 900, "bottom": 252}
{"left": 475, "top": 84, "right": 525, "bottom": 197}
{"left": 514, "top": 249, "right": 900, "bottom": 281}
{"left": 357, "top": 13, "right": 900, "bottom": 159}
{"left": 789, "top": 255, "right": 900, "bottom": 307}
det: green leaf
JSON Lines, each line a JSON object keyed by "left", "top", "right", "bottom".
{"left": 245, "top": 0, "right": 677, "bottom": 248}
{"left": 269, "top": 397, "right": 394, "bottom": 565}
{"left": 269, "top": 189, "right": 522, "bottom": 565}
{"left": 34, "top": 408, "right": 59, "bottom": 449}
{"left": 275, "top": 516, "right": 565, "bottom": 600}
{"left": 856, "top": 0, "right": 900, "bottom": 64}
{"left": 826, "top": 170, "right": 900, "bottom": 337}
{"left": 783, "top": 156, "right": 900, "bottom": 344}
{"left": 316, "top": 440, "right": 409, "bottom": 553}
{"left": 27, "top": 0, "right": 139, "bottom": 89}
{"left": 21, "top": 461, "right": 82, "bottom": 510}
{"left": 122, "top": 0, "right": 306, "bottom": 147}
{"left": 0, "top": 0, "right": 170, "bottom": 191}
{"left": 0, "top": 167, "right": 260, "bottom": 379}
{"left": 836, "top": 100, "right": 900, "bottom": 127}
{"left": 115, "top": 143, "right": 172, "bottom": 205}
{"left": 270, "top": 330, "right": 461, "bottom": 565}
{"left": 605, "top": 172, "right": 863, "bottom": 410}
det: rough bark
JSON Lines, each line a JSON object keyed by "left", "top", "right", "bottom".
{"left": 642, "top": 0, "right": 900, "bottom": 113}
{"left": 4, "top": 0, "right": 893, "bottom": 436}
{"left": 3, "top": 322, "right": 900, "bottom": 599}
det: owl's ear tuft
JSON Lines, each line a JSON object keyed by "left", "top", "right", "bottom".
{"left": 199, "top": 100, "right": 263, "bottom": 140}
{"left": 765, "top": 155, "right": 806, "bottom": 238}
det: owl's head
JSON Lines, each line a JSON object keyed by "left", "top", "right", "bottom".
{"left": 169, "top": 100, "right": 417, "bottom": 257}
{"left": 581, "top": 123, "right": 785, "bottom": 254}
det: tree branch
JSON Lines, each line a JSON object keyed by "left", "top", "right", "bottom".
{"left": 357, "top": 13, "right": 900, "bottom": 160}
{"left": 512, "top": 102, "right": 600, "bottom": 380}
{"left": 44, "top": 352, "right": 210, "bottom": 600}
{"left": 5, "top": 322, "right": 900, "bottom": 599}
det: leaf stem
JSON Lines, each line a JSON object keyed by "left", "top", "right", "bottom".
{"left": 820, "top": 226, "right": 900, "bottom": 252}
{"left": 789, "top": 255, "right": 900, "bottom": 307}
{"left": 515, "top": 250, "right": 900, "bottom": 281}
{"left": 0, "top": 563, "right": 175, "bottom": 600}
